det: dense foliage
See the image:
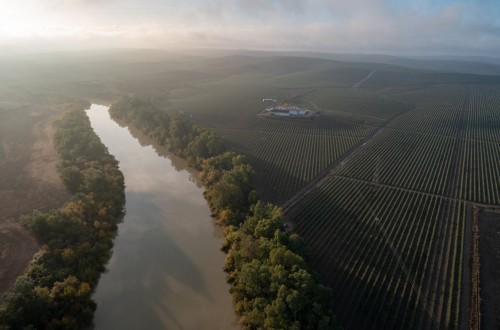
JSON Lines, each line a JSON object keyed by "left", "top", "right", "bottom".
{"left": 109, "top": 96, "right": 225, "bottom": 168}
{"left": 201, "top": 153, "right": 336, "bottom": 329}
{"left": 109, "top": 96, "right": 339, "bottom": 329}
{"left": 0, "top": 104, "right": 125, "bottom": 329}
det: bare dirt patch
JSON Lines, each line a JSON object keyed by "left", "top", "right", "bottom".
{"left": 478, "top": 209, "right": 500, "bottom": 330}
{"left": 0, "top": 105, "right": 70, "bottom": 298}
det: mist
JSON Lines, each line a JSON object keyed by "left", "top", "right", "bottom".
{"left": 1, "top": 0, "right": 500, "bottom": 56}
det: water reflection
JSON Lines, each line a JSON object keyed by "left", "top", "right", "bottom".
{"left": 113, "top": 115, "right": 201, "bottom": 185}
{"left": 87, "top": 104, "right": 237, "bottom": 330}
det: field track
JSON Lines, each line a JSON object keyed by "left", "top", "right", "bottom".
{"left": 352, "top": 69, "right": 377, "bottom": 89}
{"left": 282, "top": 104, "right": 415, "bottom": 213}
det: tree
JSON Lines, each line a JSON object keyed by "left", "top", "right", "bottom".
{"left": 60, "top": 165, "right": 83, "bottom": 193}
{"left": 206, "top": 181, "right": 246, "bottom": 215}
{"left": 0, "top": 278, "right": 51, "bottom": 329}
{"left": 49, "top": 276, "right": 95, "bottom": 327}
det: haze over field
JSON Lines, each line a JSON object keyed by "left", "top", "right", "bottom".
{"left": 2, "top": 0, "right": 500, "bottom": 329}
{"left": 1, "top": 0, "right": 500, "bottom": 56}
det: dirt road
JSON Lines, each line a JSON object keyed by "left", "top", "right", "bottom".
{"left": 352, "top": 69, "right": 377, "bottom": 89}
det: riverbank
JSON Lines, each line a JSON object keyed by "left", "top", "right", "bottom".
{"left": 109, "top": 96, "right": 338, "bottom": 329}
{"left": 87, "top": 104, "right": 237, "bottom": 329}
{"left": 0, "top": 104, "right": 125, "bottom": 329}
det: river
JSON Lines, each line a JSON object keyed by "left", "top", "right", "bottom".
{"left": 86, "top": 104, "right": 237, "bottom": 329}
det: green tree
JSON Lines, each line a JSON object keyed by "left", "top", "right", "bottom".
{"left": 0, "top": 278, "right": 51, "bottom": 329}
{"left": 60, "top": 165, "right": 82, "bottom": 193}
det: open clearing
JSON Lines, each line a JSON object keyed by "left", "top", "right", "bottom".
{"left": 0, "top": 103, "right": 70, "bottom": 298}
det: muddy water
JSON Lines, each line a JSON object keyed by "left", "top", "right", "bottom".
{"left": 86, "top": 104, "right": 237, "bottom": 330}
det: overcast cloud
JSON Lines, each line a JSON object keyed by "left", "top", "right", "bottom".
{"left": 0, "top": 0, "right": 499, "bottom": 56}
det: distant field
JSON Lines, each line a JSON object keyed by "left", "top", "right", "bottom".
{"left": 169, "top": 83, "right": 290, "bottom": 126}
{"left": 295, "top": 87, "right": 410, "bottom": 124}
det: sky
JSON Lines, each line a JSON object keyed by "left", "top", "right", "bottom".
{"left": 0, "top": 0, "right": 499, "bottom": 56}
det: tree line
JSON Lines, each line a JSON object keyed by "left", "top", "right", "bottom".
{"left": 0, "top": 104, "right": 125, "bottom": 329}
{"left": 109, "top": 96, "right": 225, "bottom": 168}
{"left": 109, "top": 96, "right": 339, "bottom": 329}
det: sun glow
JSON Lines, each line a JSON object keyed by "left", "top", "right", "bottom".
{"left": 0, "top": 2, "right": 85, "bottom": 39}
{"left": 0, "top": 3, "right": 47, "bottom": 38}
{"left": 0, "top": 0, "right": 498, "bottom": 55}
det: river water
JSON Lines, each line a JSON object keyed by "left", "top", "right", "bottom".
{"left": 86, "top": 104, "right": 237, "bottom": 329}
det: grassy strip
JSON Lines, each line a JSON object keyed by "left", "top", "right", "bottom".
{"left": 109, "top": 96, "right": 339, "bottom": 329}
{"left": 0, "top": 104, "right": 125, "bottom": 329}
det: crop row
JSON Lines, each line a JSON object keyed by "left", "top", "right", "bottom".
{"left": 386, "top": 85, "right": 466, "bottom": 134}
{"left": 389, "top": 84, "right": 467, "bottom": 108}
{"left": 337, "top": 129, "right": 457, "bottom": 196}
{"left": 337, "top": 86, "right": 500, "bottom": 205}
{"left": 465, "top": 85, "right": 500, "bottom": 143}
{"left": 210, "top": 114, "right": 374, "bottom": 137}
{"left": 387, "top": 85, "right": 500, "bottom": 144}
{"left": 303, "top": 87, "right": 412, "bottom": 122}
{"left": 282, "top": 85, "right": 498, "bottom": 329}
{"left": 387, "top": 104, "right": 462, "bottom": 136}
{"left": 456, "top": 86, "right": 500, "bottom": 204}
{"left": 458, "top": 139, "right": 500, "bottom": 204}
{"left": 289, "top": 176, "right": 466, "bottom": 329}
{"left": 214, "top": 127, "right": 363, "bottom": 203}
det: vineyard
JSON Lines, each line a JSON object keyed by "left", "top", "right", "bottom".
{"left": 161, "top": 58, "right": 500, "bottom": 329}
{"left": 190, "top": 79, "right": 500, "bottom": 329}
{"left": 287, "top": 177, "right": 466, "bottom": 329}
{"left": 283, "top": 84, "right": 500, "bottom": 329}
{"left": 296, "top": 87, "right": 411, "bottom": 124}
{"left": 326, "top": 85, "right": 500, "bottom": 205}
{"left": 335, "top": 129, "right": 457, "bottom": 196}
{"left": 213, "top": 115, "right": 374, "bottom": 203}
{"left": 195, "top": 85, "right": 410, "bottom": 203}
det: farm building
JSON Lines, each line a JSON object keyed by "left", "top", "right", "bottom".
{"left": 264, "top": 104, "right": 313, "bottom": 117}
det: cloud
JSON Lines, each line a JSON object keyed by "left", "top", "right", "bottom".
{"left": 234, "top": 0, "right": 305, "bottom": 15}
{"left": 0, "top": 0, "right": 499, "bottom": 56}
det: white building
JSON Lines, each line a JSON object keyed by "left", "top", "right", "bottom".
{"left": 265, "top": 106, "right": 312, "bottom": 117}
